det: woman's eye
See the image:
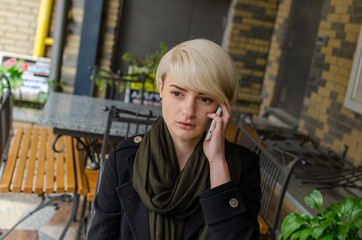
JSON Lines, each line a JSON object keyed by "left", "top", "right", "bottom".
{"left": 200, "top": 97, "right": 213, "bottom": 103}
{"left": 171, "top": 91, "right": 181, "bottom": 97}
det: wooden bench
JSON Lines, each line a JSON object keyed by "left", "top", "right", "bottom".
{"left": 0, "top": 85, "right": 89, "bottom": 239}
{"left": 0, "top": 126, "right": 89, "bottom": 239}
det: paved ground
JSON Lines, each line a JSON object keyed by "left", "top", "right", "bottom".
{"left": 0, "top": 192, "right": 87, "bottom": 240}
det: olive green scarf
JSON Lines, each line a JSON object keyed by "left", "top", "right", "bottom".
{"left": 133, "top": 118, "right": 241, "bottom": 240}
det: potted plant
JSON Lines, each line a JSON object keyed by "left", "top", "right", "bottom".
{"left": 278, "top": 189, "right": 362, "bottom": 240}
{"left": 0, "top": 60, "right": 62, "bottom": 108}
{"left": 122, "top": 42, "right": 168, "bottom": 105}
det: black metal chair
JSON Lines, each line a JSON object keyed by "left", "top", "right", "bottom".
{"left": 77, "top": 105, "right": 159, "bottom": 239}
{"left": 0, "top": 74, "right": 12, "bottom": 186}
{"left": 89, "top": 65, "right": 148, "bottom": 103}
{"left": 233, "top": 123, "right": 302, "bottom": 240}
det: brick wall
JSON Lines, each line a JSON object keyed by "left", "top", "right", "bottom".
{"left": 260, "top": 0, "right": 293, "bottom": 112}
{"left": 227, "top": 0, "right": 279, "bottom": 115}
{"left": 299, "top": 0, "right": 362, "bottom": 165}
{"left": 0, "top": 0, "right": 41, "bottom": 55}
{"left": 0, "top": 0, "right": 120, "bottom": 90}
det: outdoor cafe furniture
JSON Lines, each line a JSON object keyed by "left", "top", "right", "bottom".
{"left": 0, "top": 79, "right": 87, "bottom": 240}
{"left": 38, "top": 92, "right": 162, "bottom": 238}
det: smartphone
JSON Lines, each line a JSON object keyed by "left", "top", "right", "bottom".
{"left": 205, "top": 106, "right": 222, "bottom": 140}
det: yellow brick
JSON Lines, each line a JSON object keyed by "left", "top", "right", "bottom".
{"left": 336, "top": 94, "right": 345, "bottom": 103}
{"left": 321, "top": 46, "right": 333, "bottom": 55}
{"left": 319, "top": 21, "right": 332, "bottom": 29}
{"left": 333, "top": 139, "right": 346, "bottom": 153}
{"left": 322, "top": 125, "right": 330, "bottom": 133}
{"left": 322, "top": 71, "right": 334, "bottom": 81}
{"left": 341, "top": 0, "right": 353, "bottom": 5}
{"left": 311, "top": 92, "right": 323, "bottom": 102}
{"left": 315, "top": 129, "right": 324, "bottom": 139}
{"left": 339, "top": 66, "right": 351, "bottom": 77}
{"left": 330, "top": 0, "right": 343, "bottom": 5}
{"left": 334, "top": 75, "right": 349, "bottom": 86}
{"left": 318, "top": 29, "right": 336, "bottom": 38}
{"left": 315, "top": 103, "right": 327, "bottom": 113}
{"left": 346, "top": 148, "right": 362, "bottom": 164}
{"left": 340, "top": 14, "right": 350, "bottom": 23}
{"left": 329, "top": 64, "right": 339, "bottom": 73}
{"left": 325, "top": 55, "right": 338, "bottom": 64}
{"left": 318, "top": 113, "right": 328, "bottom": 123}
{"left": 337, "top": 58, "right": 353, "bottom": 69}
{"left": 345, "top": 23, "right": 361, "bottom": 33}
{"left": 334, "top": 83, "right": 347, "bottom": 94}
{"left": 318, "top": 87, "right": 330, "bottom": 97}
{"left": 345, "top": 32, "right": 358, "bottom": 42}
{"left": 328, "top": 39, "right": 341, "bottom": 48}
{"left": 343, "top": 134, "right": 358, "bottom": 149}
{"left": 356, "top": 142, "right": 362, "bottom": 153}
{"left": 335, "top": 6, "right": 348, "bottom": 13}
{"left": 351, "top": 129, "right": 362, "bottom": 142}
{"left": 327, "top": 13, "right": 340, "bottom": 22}
{"left": 321, "top": 97, "right": 332, "bottom": 107}
{"left": 307, "top": 108, "right": 319, "bottom": 119}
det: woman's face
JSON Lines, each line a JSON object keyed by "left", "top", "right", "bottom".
{"left": 158, "top": 73, "right": 219, "bottom": 143}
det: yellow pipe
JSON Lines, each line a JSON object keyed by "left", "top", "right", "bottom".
{"left": 33, "top": 0, "right": 53, "bottom": 57}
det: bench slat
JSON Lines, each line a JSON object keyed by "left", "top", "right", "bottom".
{"left": 13, "top": 128, "right": 32, "bottom": 192}
{"left": 45, "top": 129, "right": 55, "bottom": 193}
{"left": 74, "top": 140, "right": 88, "bottom": 196}
{"left": 34, "top": 128, "right": 47, "bottom": 194}
{"left": 64, "top": 136, "right": 76, "bottom": 192}
{"left": 23, "top": 128, "right": 39, "bottom": 193}
{"left": 0, "top": 127, "right": 23, "bottom": 192}
{"left": 56, "top": 136, "right": 65, "bottom": 193}
{"left": 85, "top": 169, "right": 98, "bottom": 201}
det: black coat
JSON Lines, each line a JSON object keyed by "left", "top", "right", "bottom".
{"left": 87, "top": 136, "right": 261, "bottom": 240}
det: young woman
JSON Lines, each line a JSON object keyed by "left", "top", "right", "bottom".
{"left": 87, "top": 39, "right": 261, "bottom": 240}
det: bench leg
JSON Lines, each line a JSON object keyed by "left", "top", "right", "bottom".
{"left": 76, "top": 196, "right": 88, "bottom": 240}
{"left": 58, "top": 193, "right": 80, "bottom": 240}
{"left": 0, "top": 194, "right": 72, "bottom": 240}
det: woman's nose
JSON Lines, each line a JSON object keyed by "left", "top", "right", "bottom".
{"left": 183, "top": 99, "right": 196, "bottom": 118}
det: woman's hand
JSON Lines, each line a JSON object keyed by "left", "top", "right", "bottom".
{"left": 203, "top": 103, "right": 232, "bottom": 188}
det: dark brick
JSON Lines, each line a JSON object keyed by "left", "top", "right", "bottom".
{"left": 331, "top": 22, "right": 344, "bottom": 31}
{"left": 349, "top": 15, "right": 362, "bottom": 23}
{"left": 233, "top": 16, "right": 243, "bottom": 23}
{"left": 341, "top": 40, "right": 357, "bottom": 52}
{"left": 327, "top": 118, "right": 352, "bottom": 134}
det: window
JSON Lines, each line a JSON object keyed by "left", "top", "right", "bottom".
{"left": 345, "top": 24, "right": 362, "bottom": 115}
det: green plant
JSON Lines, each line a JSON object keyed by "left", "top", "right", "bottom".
{"left": 278, "top": 189, "right": 362, "bottom": 240}
{"left": 0, "top": 61, "right": 24, "bottom": 93}
{"left": 122, "top": 42, "right": 168, "bottom": 74}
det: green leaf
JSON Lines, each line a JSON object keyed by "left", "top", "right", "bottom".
{"left": 300, "top": 228, "right": 312, "bottom": 240}
{"left": 320, "top": 231, "right": 334, "bottom": 240}
{"left": 311, "top": 218, "right": 334, "bottom": 239}
{"left": 279, "top": 213, "right": 308, "bottom": 239}
{"left": 336, "top": 223, "right": 349, "bottom": 240}
{"left": 305, "top": 190, "right": 323, "bottom": 211}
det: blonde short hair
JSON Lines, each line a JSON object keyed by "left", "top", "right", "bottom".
{"left": 156, "top": 39, "right": 239, "bottom": 106}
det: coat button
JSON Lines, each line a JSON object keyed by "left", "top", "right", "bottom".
{"left": 134, "top": 136, "right": 142, "bottom": 143}
{"left": 229, "top": 198, "right": 239, "bottom": 208}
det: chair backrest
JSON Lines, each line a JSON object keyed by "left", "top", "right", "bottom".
{"left": 89, "top": 65, "right": 147, "bottom": 103}
{"left": 94, "top": 104, "right": 158, "bottom": 186}
{"left": 0, "top": 74, "right": 13, "bottom": 176}
{"left": 234, "top": 125, "right": 301, "bottom": 240}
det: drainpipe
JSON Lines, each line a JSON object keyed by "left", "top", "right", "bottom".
{"left": 33, "top": 0, "right": 53, "bottom": 57}
{"left": 49, "top": 0, "right": 69, "bottom": 89}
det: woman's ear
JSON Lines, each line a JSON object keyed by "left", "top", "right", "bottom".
{"left": 158, "top": 78, "right": 163, "bottom": 98}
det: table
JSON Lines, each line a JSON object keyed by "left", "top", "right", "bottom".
{"left": 38, "top": 92, "right": 162, "bottom": 141}
{"left": 37, "top": 92, "right": 162, "bottom": 239}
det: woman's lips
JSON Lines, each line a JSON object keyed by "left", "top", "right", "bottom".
{"left": 177, "top": 121, "right": 195, "bottom": 130}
